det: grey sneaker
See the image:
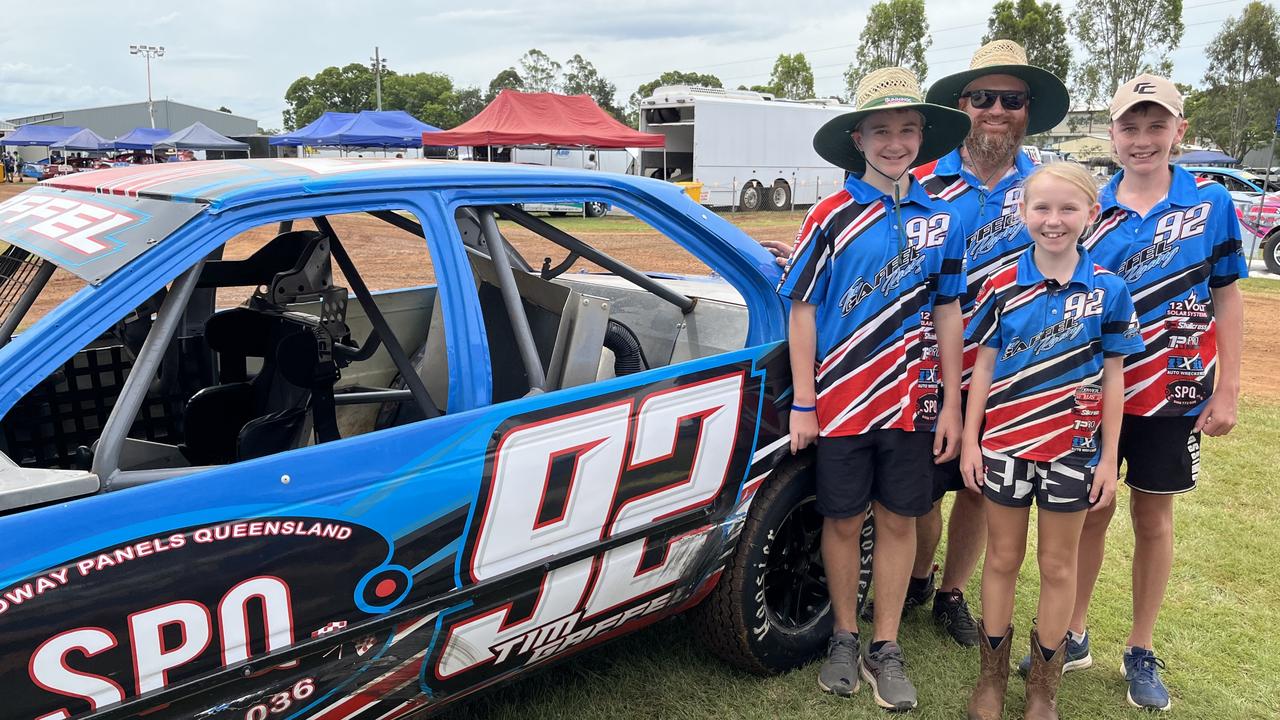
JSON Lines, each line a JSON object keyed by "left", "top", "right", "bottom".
{"left": 860, "top": 641, "right": 918, "bottom": 711}
{"left": 1017, "top": 629, "right": 1093, "bottom": 678}
{"left": 817, "top": 631, "right": 860, "bottom": 697}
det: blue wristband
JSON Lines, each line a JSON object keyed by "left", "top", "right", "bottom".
{"left": 791, "top": 404, "right": 816, "bottom": 413}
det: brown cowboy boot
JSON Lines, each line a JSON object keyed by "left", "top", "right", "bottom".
{"left": 967, "top": 621, "right": 1012, "bottom": 720}
{"left": 1024, "top": 629, "right": 1067, "bottom": 720}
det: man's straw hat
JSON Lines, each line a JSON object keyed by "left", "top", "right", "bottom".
{"left": 813, "top": 66, "right": 970, "bottom": 174}
{"left": 925, "top": 39, "right": 1070, "bottom": 135}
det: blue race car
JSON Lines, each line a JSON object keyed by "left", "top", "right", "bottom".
{"left": 0, "top": 159, "right": 850, "bottom": 719}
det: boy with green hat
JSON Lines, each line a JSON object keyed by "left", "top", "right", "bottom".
{"left": 777, "top": 66, "right": 970, "bottom": 711}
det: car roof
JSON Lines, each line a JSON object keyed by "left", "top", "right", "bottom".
{"left": 41, "top": 158, "right": 679, "bottom": 211}
{"left": 1184, "top": 166, "right": 1247, "bottom": 177}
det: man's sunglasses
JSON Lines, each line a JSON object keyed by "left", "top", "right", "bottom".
{"left": 961, "top": 90, "right": 1029, "bottom": 110}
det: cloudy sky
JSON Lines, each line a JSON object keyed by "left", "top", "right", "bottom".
{"left": 0, "top": 0, "right": 1244, "bottom": 130}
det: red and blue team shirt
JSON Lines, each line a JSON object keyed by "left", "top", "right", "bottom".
{"left": 916, "top": 148, "right": 1037, "bottom": 386}
{"left": 966, "top": 245, "right": 1144, "bottom": 464}
{"left": 1083, "top": 166, "right": 1248, "bottom": 416}
{"left": 778, "top": 174, "right": 966, "bottom": 437}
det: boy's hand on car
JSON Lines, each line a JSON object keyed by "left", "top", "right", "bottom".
{"left": 760, "top": 240, "right": 794, "bottom": 267}
{"left": 959, "top": 440, "right": 984, "bottom": 493}
{"left": 1089, "top": 457, "right": 1119, "bottom": 511}
{"left": 789, "top": 408, "right": 819, "bottom": 454}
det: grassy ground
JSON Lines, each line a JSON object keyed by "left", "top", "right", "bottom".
{"left": 442, "top": 399, "right": 1280, "bottom": 719}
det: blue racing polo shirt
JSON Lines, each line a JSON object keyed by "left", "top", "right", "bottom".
{"left": 917, "top": 148, "right": 1037, "bottom": 385}
{"left": 967, "top": 245, "right": 1144, "bottom": 464}
{"left": 1083, "top": 165, "right": 1247, "bottom": 416}
{"left": 779, "top": 173, "right": 966, "bottom": 437}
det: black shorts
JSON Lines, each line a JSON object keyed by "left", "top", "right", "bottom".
{"left": 930, "top": 389, "right": 969, "bottom": 502}
{"left": 816, "top": 429, "right": 935, "bottom": 519}
{"left": 1118, "top": 414, "right": 1200, "bottom": 494}
{"left": 981, "top": 448, "right": 1095, "bottom": 512}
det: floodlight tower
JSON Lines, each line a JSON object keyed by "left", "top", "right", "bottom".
{"left": 129, "top": 44, "right": 165, "bottom": 128}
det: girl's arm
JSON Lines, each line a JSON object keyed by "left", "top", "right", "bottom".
{"left": 960, "top": 346, "right": 996, "bottom": 492}
{"left": 788, "top": 302, "right": 820, "bottom": 454}
{"left": 1090, "top": 355, "right": 1126, "bottom": 510}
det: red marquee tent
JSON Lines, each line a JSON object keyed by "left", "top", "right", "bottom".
{"left": 423, "top": 90, "right": 664, "bottom": 148}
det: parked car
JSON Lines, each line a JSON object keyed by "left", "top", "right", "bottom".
{"left": 0, "top": 158, "right": 842, "bottom": 719}
{"left": 1187, "top": 166, "right": 1280, "bottom": 273}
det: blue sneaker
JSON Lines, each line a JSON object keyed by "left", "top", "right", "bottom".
{"left": 1123, "top": 647, "right": 1171, "bottom": 711}
{"left": 1017, "top": 630, "right": 1093, "bottom": 677}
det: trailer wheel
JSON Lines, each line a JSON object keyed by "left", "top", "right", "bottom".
{"left": 765, "top": 180, "right": 792, "bottom": 211}
{"left": 584, "top": 202, "right": 608, "bottom": 218}
{"left": 1264, "top": 231, "right": 1280, "bottom": 275}
{"left": 740, "top": 181, "right": 765, "bottom": 212}
{"left": 692, "top": 455, "right": 865, "bottom": 675}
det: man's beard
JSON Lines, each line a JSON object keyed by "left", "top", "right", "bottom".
{"left": 964, "top": 115, "right": 1028, "bottom": 171}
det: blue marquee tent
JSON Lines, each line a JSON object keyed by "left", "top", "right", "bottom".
{"left": 154, "top": 122, "right": 249, "bottom": 151}
{"left": 112, "top": 127, "right": 173, "bottom": 150}
{"left": 0, "top": 125, "right": 84, "bottom": 146}
{"left": 269, "top": 112, "right": 357, "bottom": 146}
{"left": 52, "top": 128, "right": 111, "bottom": 151}
{"left": 314, "top": 110, "right": 441, "bottom": 148}
{"left": 1176, "top": 150, "right": 1237, "bottom": 166}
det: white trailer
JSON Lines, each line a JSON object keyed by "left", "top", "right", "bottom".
{"left": 637, "top": 86, "right": 853, "bottom": 210}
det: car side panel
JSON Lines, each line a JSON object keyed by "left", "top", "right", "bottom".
{"left": 0, "top": 344, "right": 790, "bottom": 720}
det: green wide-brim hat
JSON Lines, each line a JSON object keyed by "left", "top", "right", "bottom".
{"left": 814, "top": 66, "right": 971, "bottom": 174}
{"left": 925, "top": 39, "right": 1070, "bottom": 136}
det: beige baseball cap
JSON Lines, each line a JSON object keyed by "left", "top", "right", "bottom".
{"left": 1110, "top": 73, "right": 1183, "bottom": 120}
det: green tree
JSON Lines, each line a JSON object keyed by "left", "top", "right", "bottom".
{"left": 1069, "top": 0, "right": 1183, "bottom": 107}
{"left": 769, "top": 53, "right": 816, "bottom": 100}
{"left": 563, "top": 54, "right": 621, "bottom": 117}
{"left": 453, "top": 86, "right": 487, "bottom": 125}
{"left": 382, "top": 72, "right": 464, "bottom": 128}
{"left": 982, "top": 0, "right": 1072, "bottom": 79}
{"left": 486, "top": 68, "right": 523, "bottom": 102}
{"left": 1200, "top": 1, "right": 1280, "bottom": 160}
{"left": 1187, "top": 80, "right": 1280, "bottom": 162}
{"left": 283, "top": 63, "right": 380, "bottom": 130}
{"left": 518, "top": 49, "right": 561, "bottom": 93}
{"left": 844, "top": 0, "right": 931, "bottom": 96}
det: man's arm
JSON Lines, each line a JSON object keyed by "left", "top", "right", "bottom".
{"left": 960, "top": 346, "right": 996, "bottom": 492}
{"left": 788, "top": 302, "right": 821, "bottom": 453}
{"left": 1198, "top": 283, "right": 1243, "bottom": 436}
{"left": 932, "top": 299, "right": 963, "bottom": 462}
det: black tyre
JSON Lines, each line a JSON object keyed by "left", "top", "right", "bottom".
{"left": 584, "top": 201, "right": 608, "bottom": 218}
{"left": 1264, "top": 232, "right": 1280, "bottom": 275}
{"left": 548, "top": 211, "right": 568, "bottom": 217}
{"left": 692, "top": 456, "right": 874, "bottom": 674}
{"left": 765, "top": 180, "right": 792, "bottom": 211}
{"left": 739, "top": 181, "right": 764, "bottom": 212}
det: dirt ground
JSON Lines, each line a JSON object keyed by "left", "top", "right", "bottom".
{"left": 2, "top": 179, "right": 1276, "bottom": 402}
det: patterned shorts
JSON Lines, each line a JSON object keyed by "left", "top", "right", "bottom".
{"left": 981, "top": 448, "right": 1095, "bottom": 513}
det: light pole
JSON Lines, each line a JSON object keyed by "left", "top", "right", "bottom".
{"left": 370, "top": 47, "right": 387, "bottom": 111}
{"left": 129, "top": 44, "right": 165, "bottom": 128}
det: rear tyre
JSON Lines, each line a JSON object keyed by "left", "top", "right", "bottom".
{"left": 739, "top": 181, "right": 764, "bottom": 212}
{"left": 765, "top": 180, "right": 792, "bottom": 211}
{"left": 693, "top": 455, "right": 866, "bottom": 675}
{"left": 584, "top": 201, "right": 608, "bottom": 218}
{"left": 1264, "top": 232, "right": 1280, "bottom": 275}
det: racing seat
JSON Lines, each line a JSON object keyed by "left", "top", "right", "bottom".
{"left": 180, "top": 307, "right": 338, "bottom": 465}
